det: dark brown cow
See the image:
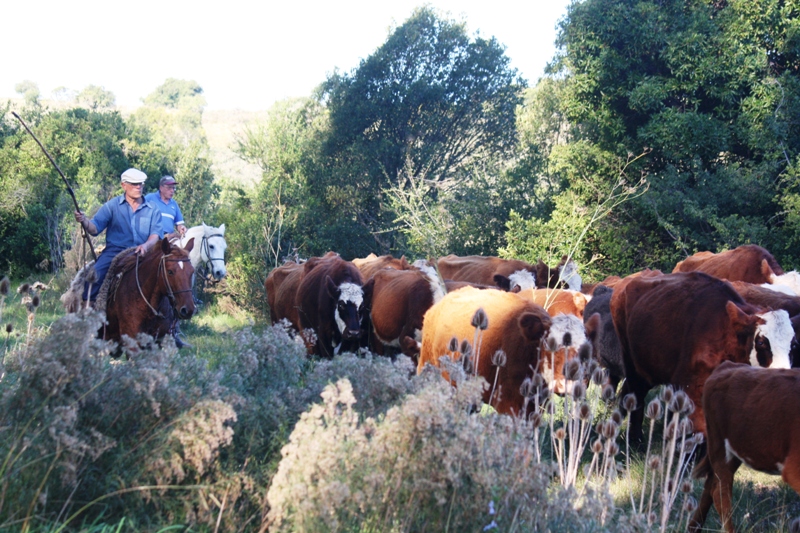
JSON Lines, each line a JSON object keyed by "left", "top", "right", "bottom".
{"left": 438, "top": 254, "right": 581, "bottom": 292}
{"left": 296, "top": 254, "right": 370, "bottom": 358}
{"left": 673, "top": 244, "right": 800, "bottom": 295}
{"left": 352, "top": 253, "right": 411, "bottom": 280}
{"left": 265, "top": 261, "right": 305, "bottom": 329}
{"left": 418, "top": 287, "right": 553, "bottom": 416}
{"left": 366, "top": 262, "right": 445, "bottom": 362}
{"left": 611, "top": 271, "right": 795, "bottom": 439}
{"left": 690, "top": 361, "right": 800, "bottom": 533}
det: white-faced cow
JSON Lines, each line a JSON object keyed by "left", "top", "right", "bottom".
{"left": 610, "top": 271, "right": 795, "bottom": 439}
{"left": 689, "top": 361, "right": 800, "bottom": 533}
{"left": 295, "top": 253, "right": 370, "bottom": 358}
{"left": 673, "top": 244, "right": 800, "bottom": 296}
{"left": 418, "top": 287, "right": 553, "bottom": 416}
{"left": 365, "top": 261, "right": 445, "bottom": 362}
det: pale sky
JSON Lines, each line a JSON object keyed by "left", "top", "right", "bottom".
{"left": 2, "top": 0, "right": 573, "bottom": 111}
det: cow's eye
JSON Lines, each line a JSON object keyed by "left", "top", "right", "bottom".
{"left": 756, "top": 338, "right": 765, "bottom": 348}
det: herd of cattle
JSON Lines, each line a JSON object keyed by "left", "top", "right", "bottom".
{"left": 266, "top": 244, "right": 800, "bottom": 532}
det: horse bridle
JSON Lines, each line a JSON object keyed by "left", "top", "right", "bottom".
{"left": 198, "top": 233, "right": 225, "bottom": 282}
{"left": 135, "top": 253, "right": 193, "bottom": 317}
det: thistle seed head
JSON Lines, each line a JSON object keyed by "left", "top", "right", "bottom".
{"left": 459, "top": 339, "right": 472, "bottom": 356}
{"left": 530, "top": 412, "right": 542, "bottom": 428}
{"left": 564, "top": 358, "right": 581, "bottom": 381}
{"left": 31, "top": 294, "right": 40, "bottom": 308}
{"left": 471, "top": 308, "right": 489, "bottom": 330}
{"left": 666, "top": 420, "right": 678, "bottom": 439}
{"left": 448, "top": 337, "right": 459, "bottom": 352}
{"left": 520, "top": 378, "right": 534, "bottom": 399}
{"left": 622, "top": 393, "right": 637, "bottom": 413}
{"left": 611, "top": 410, "right": 623, "bottom": 427}
{"left": 660, "top": 385, "right": 674, "bottom": 404}
{"left": 680, "top": 418, "right": 694, "bottom": 435}
{"left": 591, "top": 366, "right": 606, "bottom": 386}
{"left": 532, "top": 373, "right": 546, "bottom": 392}
{"left": 591, "top": 439, "right": 603, "bottom": 454}
{"left": 0, "top": 277, "right": 9, "bottom": 296}
{"left": 554, "top": 427, "right": 566, "bottom": 440}
{"left": 645, "top": 399, "right": 663, "bottom": 421}
{"left": 5, "top": 323, "right": 12, "bottom": 334}
{"left": 546, "top": 336, "right": 559, "bottom": 352}
{"left": 607, "top": 441, "right": 620, "bottom": 456}
{"left": 492, "top": 349, "right": 507, "bottom": 367}
{"left": 681, "top": 480, "right": 693, "bottom": 494}
{"left": 587, "top": 359, "right": 599, "bottom": 376}
{"left": 579, "top": 402, "right": 591, "bottom": 421}
{"left": 683, "top": 496, "right": 698, "bottom": 513}
{"left": 648, "top": 455, "right": 662, "bottom": 471}
{"left": 572, "top": 382, "right": 586, "bottom": 401}
{"left": 602, "top": 383, "right": 616, "bottom": 402}
{"left": 17, "top": 283, "right": 30, "bottom": 294}
{"left": 601, "top": 420, "right": 618, "bottom": 440}
{"left": 670, "top": 390, "right": 689, "bottom": 413}
{"left": 578, "top": 341, "right": 592, "bottom": 362}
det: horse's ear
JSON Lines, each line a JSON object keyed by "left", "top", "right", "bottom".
{"left": 161, "top": 237, "right": 171, "bottom": 254}
{"left": 184, "top": 237, "right": 195, "bottom": 253}
{"left": 219, "top": 223, "right": 225, "bottom": 234}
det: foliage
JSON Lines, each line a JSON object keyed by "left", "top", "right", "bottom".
{"left": 14, "top": 80, "right": 40, "bottom": 107}
{"left": 76, "top": 85, "right": 116, "bottom": 111}
{"left": 305, "top": 6, "right": 526, "bottom": 254}
{"left": 537, "top": 0, "right": 800, "bottom": 271}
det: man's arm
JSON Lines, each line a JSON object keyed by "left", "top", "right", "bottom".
{"left": 135, "top": 234, "right": 161, "bottom": 256}
{"left": 74, "top": 211, "right": 98, "bottom": 235}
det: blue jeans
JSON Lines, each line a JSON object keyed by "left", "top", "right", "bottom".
{"left": 83, "top": 246, "right": 125, "bottom": 301}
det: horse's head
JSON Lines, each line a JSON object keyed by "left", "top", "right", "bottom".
{"left": 160, "top": 237, "right": 196, "bottom": 319}
{"left": 201, "top": 223, "right": 227, "bottom": 280}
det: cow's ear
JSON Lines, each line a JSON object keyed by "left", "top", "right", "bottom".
{"left": 584, "top": 312, "right": 601, "bottom": 345}
{"left": 761, "top": 258, "right": 777, "bottom": 283}
{"left": 726, "top": 300, "right": 758, "bottom": 333}
{"left": 161, "top": 237, "right": 171, "bottom": 254}
{"left": 361, "top": 278, "right": 375, "bottom": 309}
{"left": 326, "top": 275, "right": 339, "bottom": 298}
{"left": 519, "top": 312, "right": 551, "bottom": 342}
{"left": 494, "top": 274, "right": 511, "bottom": 291}
{"left": 573, "top": 291, "right": 588, "bottom": 316}
{"left": 399, "top": 255, "right": 410, "bottom": 269}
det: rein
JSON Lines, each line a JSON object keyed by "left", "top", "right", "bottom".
{"left": 135, "top": 253, "right": 193, "bottom": 317}
{"left": 198, "top": 233, "right": 225, "bottom": 282}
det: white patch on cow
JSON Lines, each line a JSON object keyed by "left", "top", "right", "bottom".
{"left": 545, "top": 313, "right": 588, "bottom": 350}
{"left": 724, "top": 439, "right": 753, "bottom": 467}
{"left": 760, "top": 282, "right": 797, "bottom": 296}
{"left": 334, "top": 282, "right": 364, "bottom": 334}
{"left": 559, "top": 260, "right": 582, "bottom": 291}
{"left": 751, "top": 309, "right": 793, "bottom": 368}
{"left": 334, "top": 342, "right": 342, "bottom": 355}
{"left": 374, "top": 331, "right": 401, "bottom": 348}
{"left": 772, "top": 270, "right": 800, "bottom": 296}
{"left": 414, "top": 261, "right": 446, "bottom": 303}
{"left": 509, "top": 270, "right": 536, "bottom": 291}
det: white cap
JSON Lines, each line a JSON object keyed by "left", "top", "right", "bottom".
{"left": 120, "top": 168, "right": 147, "bottom": 184}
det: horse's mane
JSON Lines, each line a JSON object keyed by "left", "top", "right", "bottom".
{"left": 95, "top": 247, "right": 139, "bottom": 313}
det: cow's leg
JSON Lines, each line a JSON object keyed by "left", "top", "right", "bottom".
{"left": 619, "top": 373, "right": 649, "bottom": 443}
{"left": 689, "top": 464, "right": 718, "bottom": 533}
{"left": 711, "top": 458, "right": 740, "bottom": 533}
{"left": 781, "top": 450, "right": 800, "bottom": 494}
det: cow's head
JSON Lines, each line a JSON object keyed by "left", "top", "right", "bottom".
{"left": 539, "top": 313, "right": 593, "bottom": 394}
{"left": 493, "top": 270, "right": 536, "bottom": 292}
{"left": 326, "top": 276, "right": 368, "bottom": 341}
{"left": 728, "top": 301, "right": 796, "bottom": 368}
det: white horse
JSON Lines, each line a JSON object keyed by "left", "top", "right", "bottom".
{"left": 177, "top": 223, "right": 228, "bottom": 281}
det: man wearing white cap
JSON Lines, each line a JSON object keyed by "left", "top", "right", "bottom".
{"left": 145, "top": 175, "right": 187, "bottom": 238}
{"left": 74, "top": 168, "right": 163, "bottom": 302}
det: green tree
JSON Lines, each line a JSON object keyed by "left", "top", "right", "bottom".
{"left": 76, "top": 85, "right": 116, "bottom": 110}
{"left": 516, "top": 0, "right": 800, "bottom": 275}
{"left": 312, "top": 6, "right": 526, "bottom": 254}
{"left": 14, "top": 80, "right": 40, "bottom": 107}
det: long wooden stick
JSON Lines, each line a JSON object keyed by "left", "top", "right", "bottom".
{"left": 11, "top": 111, "right": 97, "bottom": 260}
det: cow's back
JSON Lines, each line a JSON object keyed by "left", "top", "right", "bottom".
{"left": 437, "top": 254, "right": 534, "bottom": 287}
{"left": 353, "top": 253, "right": 411, "bottom": 280}
{"left": 673, "top": 245, "right": 784, "bottom": 283}
{"left": 528, "top": 288, "right": 589, "bottom": 318}
{"left": 419, "top": 287, "right": 551, "bottom": 416}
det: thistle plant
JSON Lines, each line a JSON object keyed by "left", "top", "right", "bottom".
{"left": 0, "top": 276, "right": 9, "bottom": 323}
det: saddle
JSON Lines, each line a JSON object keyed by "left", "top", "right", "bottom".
{"left": 95, "top": 247, "right": 138, "bottom": 313}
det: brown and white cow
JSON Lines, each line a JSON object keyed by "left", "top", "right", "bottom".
{"left": 366, "top": 261, "right": 445, "bottom": 362}
{"left": 438, "top": 254, "right": 581, "bottom": 292}
{"left": 296, "top": 254, "right": 370, "bottom": 358}
{"left": 611, "top": 271, "right": 795, "bottom": 439}
{"left": 265, "top": 260, "right": 305, "bottom": 329}
{"left": 673, "top": 244, "right": 800, "bottom": 295}
{"left": 352, "top": 253, "right": 412, "bottom": 280}
{"left": 527, "top": 288, "right": 590, "bottom": 320}
{"left": 689, "top": 361, "right": 800, "bottom": 533}
{"left": 418, "top": 287, "right": 553, "bottom": 416}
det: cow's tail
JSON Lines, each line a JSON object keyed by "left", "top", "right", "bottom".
{"left": 692, "top": 451, "right": 711, "bottom": 480}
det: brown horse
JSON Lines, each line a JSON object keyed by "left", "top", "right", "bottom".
{"left": 101, "top": 237, "right": 196, "bottom": 344}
